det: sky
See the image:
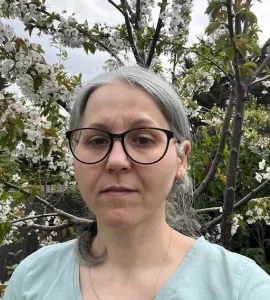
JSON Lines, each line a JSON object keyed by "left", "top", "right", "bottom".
{"left": 2, "top": 0, "right": 270, "bottom": 89}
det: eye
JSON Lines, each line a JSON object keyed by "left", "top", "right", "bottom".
{"left": 132, "top": 135, "right": 155, "bottom": 146}
{"left": 88, "top": 137, "right": 110, "bottom": 146}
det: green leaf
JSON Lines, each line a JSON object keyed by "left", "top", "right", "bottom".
{"left": 45, "top": 129, "right": 57, "bottom": 138}
{"left": 28, "top": 185, "right": 42, "bottom": 198}
{"left": 0, "top": 284, "right": 7, "bottom": 294}
{"left": 33, "top": 77, "right": 42, "bottom": 93}
{"left": 1, "top": 191, "right": 9, "bottom": 201}
{"left": 249, "top": 43, "right": 261, "bottom": 56}
{"left": 14, "top": 38, "right": 28, "bottom": 54}
{"left": 218, "top": 174, "right": 226, "bottom": 184}
{"left": 205, "top": 21, "right": 220, "bottom": 36}
{"left": 0, "top": 222, "right": 11, "bottom": 244}
{"left": 31, "top": 0, "right": 42, "bottom": 6}
{"left": 37, "top": 45, "right": 45, "bottom": 54}
{"left": 226, "top": 44, "right": 235, "bottom": 61}
{"left": 17, "top": 237, "right": 25, "bottom": 243}
{"left": 88, "top": 43, "right": 96, "bottom": 54}
{"left": 24, "top": 24, "right": 34, "bottom": 36}
{"left": 244, "top": 61, "right": 258, "bottom": 69}
{"left": 243, "top": 11, "right": 258, "bottom": 25}
{"left": 73, "top": 74, "right": 82, "bottom": 83}
{"left": 156, "top": 43, "right": 162, "bottom": 56}
{"left": 211, "top": 7, "right": 221, "bottom": 20}
{"left": 241, "top": 66, "right": 254, "bottom": 76}
{"left": 238, "top": 219, "right": 247, "bottom": 231}
{"left": 83, "top": 43, "right": 90, "bottom": 54}
{"left": 42, "top": 138, "right": 51, "bottom": 158}
{"left": 14, "top": 191, "right": 25, "bottom": 205}
{"left": 205, "top": 2, "right": 217, "bottom": 15}
{"left": 215, "top": 39, "right": 226, "bottom": 53}
{"left": 8, "top": 123, "right": 15, "bottom": 142}
{"left": 62, "top": 228, "right": 67, "bottom": 238}
{"left": 11, "top": 119, "right": 24, "bottom": 130}
{"left": 234, "top": 39, "right": 247, "bottom": 56}
{"left": 157, "top": 1, "right": 169, "bottom": 10}
{"left": 68, "top": 226, "right": 74, "bottom": 235}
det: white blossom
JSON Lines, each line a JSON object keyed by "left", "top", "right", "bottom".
{"left": 255, "top": 172, "right": 262, "bottom": 183}
{"left": 262, "top": 80, "right": 270, "bottom": 88}
{"left": 12, "top": 174, "right": 20, "bottom": 182}
{"left": 259, "top": 159, "right": 266, "bottom": 170}
{"left": 246, "top": 210, "right": 253, "bottom": 216}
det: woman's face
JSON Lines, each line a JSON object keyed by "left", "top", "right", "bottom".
{"left": 74, "top": 82, "right": 190, "bottom": 228}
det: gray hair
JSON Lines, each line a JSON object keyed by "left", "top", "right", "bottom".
{"left": 70, "top": 66, "right": 201, "bottom": 266}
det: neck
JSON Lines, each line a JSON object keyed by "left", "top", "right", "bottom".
{"left": 92, "top": 218, "right": 172, "bottom": 272}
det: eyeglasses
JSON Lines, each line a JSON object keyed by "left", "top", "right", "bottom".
{"left": 66, "top": 127, "right": 177, "bottom": 165}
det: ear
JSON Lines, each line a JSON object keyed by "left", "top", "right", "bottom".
{"left": 175, "top": 141, "right": 191, "bottom": 179}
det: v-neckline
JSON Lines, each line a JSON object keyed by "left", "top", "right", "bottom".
{"left": 73, "top": 236, "right": 205, "bottom": 300}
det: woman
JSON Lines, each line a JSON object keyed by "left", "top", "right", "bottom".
{"left": 4, "top": 66, "right": 270, "bottom": 300}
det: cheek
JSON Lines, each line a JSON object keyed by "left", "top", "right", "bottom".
{"left": 144, "top": 162, "right": 176, "bottom": 197}
{"left": 73, "top": 161, "right": 100, "bottom": 192}
{"left": 73, "top": 160, "right": 85, "bottom": 183}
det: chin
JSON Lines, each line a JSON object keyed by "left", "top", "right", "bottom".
{"left": 98, "top": 209, "right": 139, "bottom": 229}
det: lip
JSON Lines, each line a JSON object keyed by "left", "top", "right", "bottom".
{"left": 102, "top": 190, "right": 136, "bottom": 197}
{"left": 101, "top": 186, "right": 137, "bottom": 194}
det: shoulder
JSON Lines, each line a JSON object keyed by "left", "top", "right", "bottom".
{"left": 196, "top": 237, "right": 251, "bottom": 265}
{"left": 194, "top": 236, "right": 266, "bottom": 275}
{"left": 3, "top": 239, "right": 77, "bottom": 300}
{"left": 192, "top": 237, "right": 270, "bottom": 299}
{"left": 18, "top": 239, "right": 76, "bottom": 271}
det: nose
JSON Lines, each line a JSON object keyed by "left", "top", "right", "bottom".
{"left": 105, "top": 139, "right": 131, "bottom": 172}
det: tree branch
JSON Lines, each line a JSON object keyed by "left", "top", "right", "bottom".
{"left": 4, "top": 182, "right": 91, "bottom": 225}
{"left": 242, "top": 20, "right": 249, "bottom": 36}
{"left": 192, "top": 50, "right": 234, "bottom": 84}
{"left": 252, "top": 38, "right": 270, "bottom": 64}
{"left": 194, "top": 91, "right": 234, "bottom": 200}
{"left": 253, "top": 53, "right": 270, "bottom": 79}
{"left": 171, "top": 53, "right": 178, "bottom": 84}
{"left": 83, "top": 35, "right": 125, "bottom": 67}
{"left": 234, "top": 179, "right": 270, "bottom": 210}
{"left": 219, "top": 0, "right": 246, "bottom": 250}
{"left": 202, "top": 179, "right": 270, "bottom": 232}
{"left": 196, "top": 207, "right": 222, "bottom": 214}
{"left": 39, "top": 8, "right": 125, "bottom": 66}
{"left": 11, "top": 213, "right": 59, "bottom": 224}
{"left": 108, "top": 0, "right": 125, "bottom": 16}
{"left": 260, "top": 38, "right": 270, "bottom": 60}
{"left": 121, "top": 0, "right": 144, "bottom": 65}
{"left": 234, "top": 12, "right": 242, "bottom": 36}
{"left": 145, "top": 0, "right": 166, "bottom": 68}
{"left": 31, "top": 222, "right": 74, "bottom": 231}
{"left": 200, "top": 105, "right": 224, "bottom": 119}
{"left": 134, "top": 0, "right": 141, "bottom": 30}
{"left": 250, "top": 74, "right": 270, "bottom": 86}
{"left": 125, "top": 0, "right": 136, "bottom": 20}
{"left": 226, "top": 0, "right": 241, "bottom": 85}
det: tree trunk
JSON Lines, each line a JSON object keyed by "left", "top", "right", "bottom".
{"left": 220, "top": 83, "right": 247, "bottom": 250}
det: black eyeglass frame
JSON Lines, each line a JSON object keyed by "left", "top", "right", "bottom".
{"left": 66, "top": 127, "right": 179, "bottom": 165}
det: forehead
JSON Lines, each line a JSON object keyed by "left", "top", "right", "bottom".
{"left": 81, "top": 82, "right": 170, "bottom": 131}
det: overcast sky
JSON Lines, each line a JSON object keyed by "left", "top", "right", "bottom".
{"left": 2, "top": 0, "right": 270, "bottom": 86}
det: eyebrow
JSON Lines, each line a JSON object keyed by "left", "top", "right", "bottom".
{"left": 86, "top": 118, "right": 158, "bottom": 130}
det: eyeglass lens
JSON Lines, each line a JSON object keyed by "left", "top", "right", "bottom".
{"left": 70, "top": 128, "right": 169, "bottom": 164}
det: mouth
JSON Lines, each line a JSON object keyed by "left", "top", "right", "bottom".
{"left": 101, "top": 187, "right": 137, "bottom": 196}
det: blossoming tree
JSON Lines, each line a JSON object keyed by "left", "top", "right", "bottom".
{"left": 1, "top": 0, "right": 270, "bottom": 289}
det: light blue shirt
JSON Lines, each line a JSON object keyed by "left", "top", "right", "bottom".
{"left": 3, "top": 236, "right": 270, "bottom": 299}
